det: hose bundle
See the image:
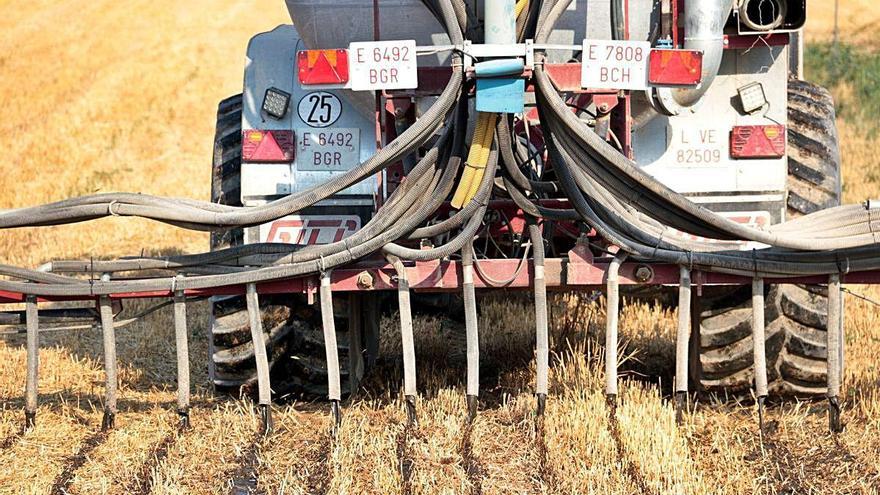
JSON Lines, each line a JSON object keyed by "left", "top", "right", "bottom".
{"left": 0, "top": 0, "right": 878, "bottom": 299}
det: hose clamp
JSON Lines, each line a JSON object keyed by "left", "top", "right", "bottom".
{"left": 868, "top": 207, "right": 880, "bottom": 245}
{"left": 651, "top": 232, "right": 665, "bottom": 261}
{"left": 318, "top": 255, "right": 327, "bottom": 277}
{"left": 834, "top": 252, "right": 851, "bottom": 275}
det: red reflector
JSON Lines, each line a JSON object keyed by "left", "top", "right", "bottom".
{"left": 242, "top": 130, "right": 295, "bottom": 163}
{"left": 730, "top": 125, "right": 786, "bottom": 159}
{"left": 648, "top": 49, "right": 703, "bottom": 86}
{"left": 297, "top": 49, "right": 350, "bottom": 85}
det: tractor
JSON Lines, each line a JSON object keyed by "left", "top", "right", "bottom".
{"left": 6, "top": 0, "right": 862, "bottom": 437}
{"left": 208, "top": 0, "right": 841, "bottom": 423}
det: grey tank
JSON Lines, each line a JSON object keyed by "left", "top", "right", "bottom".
{"left": 284, "top": 0, "right": 596, "bottom": 116}
{"left": 284, "top": 0, "right": 599, "bottom": 55}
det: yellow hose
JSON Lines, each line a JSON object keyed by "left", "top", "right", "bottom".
{"left": 464, "top": 113, "right": 498, "bottom": 203}
{"left": 450, "top": 1, "right": 526, "bottom": 209}
{"left": 451, "top": 112, "right": 495, "bottom": 208}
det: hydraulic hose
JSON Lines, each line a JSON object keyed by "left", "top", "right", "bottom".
{"left": 452, "top": 112, "right": 497, "bottom": 208}
{"left": 529, "top": 219, "right": 549, "bottom": 416}
{"left": 383, "top": 146, "right": 498, "bottom": 260}
{"left": 496, "top": 116, "right": 558, "bottom": 194}
{"left": 462, "top": 241, "right": 479, "bottom": 420}
{"left": 6, "top": 0, "right": 880, "bottom": 302}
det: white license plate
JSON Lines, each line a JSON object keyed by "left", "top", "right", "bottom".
{"left": 258, "top": 215, "right": 361, "bottom": 245}
{"left": 349, "top": 40, "right": 418, "bottom": 91}
{"left": 296, "top": 128, "right": 360, "bottom": 171}
{"left": 581, "top": 40, "right": 651, "bottom": 91}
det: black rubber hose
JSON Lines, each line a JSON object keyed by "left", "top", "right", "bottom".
{"left": 496, "top": 116, "right": 558, "bottom": 194}
{"left": 529, "top": 218, "right": 549, "bottom": 411}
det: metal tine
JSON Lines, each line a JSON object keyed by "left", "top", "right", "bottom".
{"left": 827, "top": 274, "right": 844, "bottom": 433}
{"left": 751, "top": 278, "right": 769, "bottom": 440}
{"left": 528, "top": 222, "right": 549, "bottom": 417}
{"left": 387, "top": 256, "right": 418, "bottom": 428}
{"left": 462, "top": 243, "right": 479, "bottom": 423}
{"left": 99, "top": 273, "right": 119, "bottom": 431}
{"left": 25, "top": 295, "right": 39, "bottom": 429}
{"left": 245, "top": 283, "right": 273, "bottom": 436}
{"left": 319, "top": 271, "right": 343, "bottom": 434}
{"left": 674, "top": 266, "right": 692, "bottom": 424}
{"left": 173, "top": 275, "right": 191, "bottom": 430}
{"left": 605, "top": 254, "right": 627, "bottom": 412}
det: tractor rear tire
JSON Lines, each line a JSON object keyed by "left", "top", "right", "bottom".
{"left": 693, "top": 80, "right": 842, "bottom": 396}
{"left": 208, "top": 94, "right": 377, "bottom": 398}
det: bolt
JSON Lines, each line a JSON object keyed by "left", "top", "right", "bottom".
{"left": 634, "top": 265, "right": 654, "bottom": 283}
{"left": 598, "top": 103, "right": 610, "bottom": 113}
{"left": 356, "top": 271, "right": 374, "bottom": 290}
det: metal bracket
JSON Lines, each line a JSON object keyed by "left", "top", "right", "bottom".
{"left": 419, "top": 40, "right": 580, "bottom": 72}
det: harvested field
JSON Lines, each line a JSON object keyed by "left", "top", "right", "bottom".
{"left": 1, "top": 1, "right": 880, "bottom": 493}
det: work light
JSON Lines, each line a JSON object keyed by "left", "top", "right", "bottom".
{"left": 737, "top": 82, "right": 768, "bottom": 114}
{"left": 262, "top": 87, "right": 291, "bottom": 120}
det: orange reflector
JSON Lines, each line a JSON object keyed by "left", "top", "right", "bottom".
{"left": 730, "top": 125, "right": 786, "bottom": 159}
{"left": 242, "top": 130, "right": 295, "bottom": 163}
{"left": 297, "top": 49, "right": 350, "bottom": 85}
{"left": 648, "top": 49, "right": 703, "bottom": 86}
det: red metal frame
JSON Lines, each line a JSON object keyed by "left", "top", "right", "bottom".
{"left": 3, "top": 250, "right": 878, "bottom": 305}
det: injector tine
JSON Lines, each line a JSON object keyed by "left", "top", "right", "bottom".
{"left": 173, "top": 276, "right": 191, "bottom": 429}
{"left": 24, "top": 295, "right": 39, "bottom": 429}
{"left": 99, "top": 273, "right": 118, "bottom": 431}
{"left": 246, "top": 284, "right": 273, "bottom": 435}
{"left": 751, "top": 278, "right": 768, "bottom": 439}
{"left": 320, "top": 271, "right": 343, "bottom": 433}
{"left": 674, "top": 266, "right": 692, "bottom": 424}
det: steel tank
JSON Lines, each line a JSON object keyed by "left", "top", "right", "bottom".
{"left": 284, "top": 0, "right": 593, "bottom": 116}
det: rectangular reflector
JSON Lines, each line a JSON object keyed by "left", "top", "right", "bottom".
{"left": 242, "top": 130, "right": 295, "bottom": 163}
{"left": 648, "top": 49, "right": 703, "bottom": 86}
{"left": 730, "top": 125, "right": 786, "bottom": 159}
{"left": 297, "top": 49, "right": 350, "bottom": 85}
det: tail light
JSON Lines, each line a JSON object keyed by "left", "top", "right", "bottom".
{"left": 648, "top": 49, "right": 703, "bottom": 86}
{"left": 297, "top": 49, "right": 350, "bottom": 85}
{"left": 242, "top": 130, "right": 295, "bottom": 163}
{"left": 730, "top": 125, "right": 786, "bottom": 159}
